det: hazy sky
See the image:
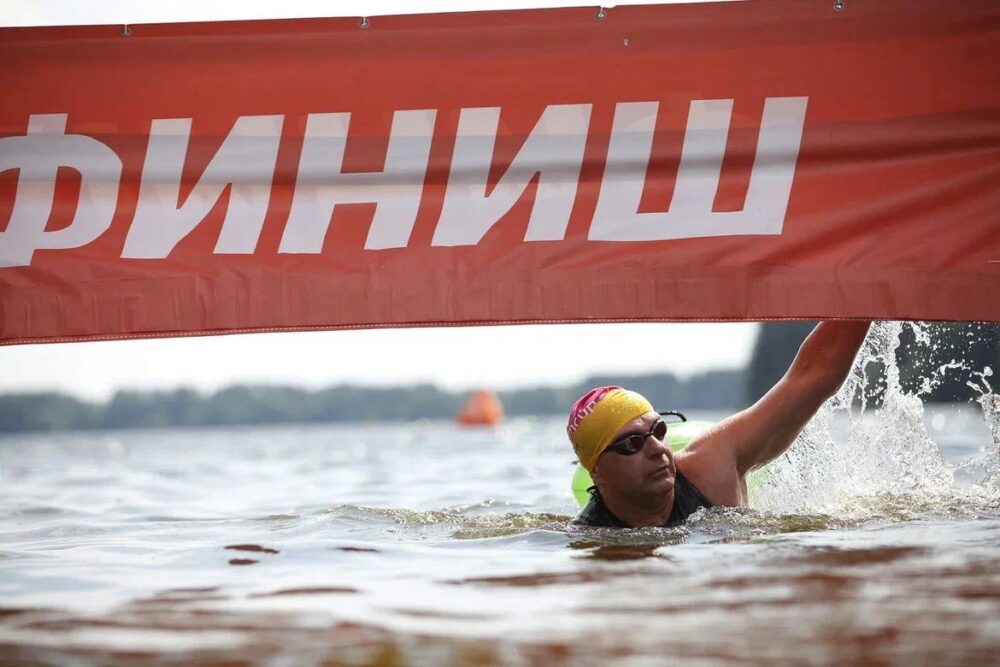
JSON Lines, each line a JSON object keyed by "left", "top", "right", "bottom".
{"left": 0, "top": 324, "right": 758, "bottom": 400}
{"left": 0, "top": 0, "right": 757, "bottom": 401}
{"left": 1, "top": 0, "right": 734, "bottom": 27}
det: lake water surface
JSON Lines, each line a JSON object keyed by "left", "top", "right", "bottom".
{"left": 2, "top": 326, "right": 999, "bottom": 665}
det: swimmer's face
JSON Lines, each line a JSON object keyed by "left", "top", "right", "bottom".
{"left": 592, "top": 410, "right": 676, "bottom": 502}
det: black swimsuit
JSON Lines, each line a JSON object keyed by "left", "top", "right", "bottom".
{"left": 572, "top": 469, "right": 713, "bottom": 528}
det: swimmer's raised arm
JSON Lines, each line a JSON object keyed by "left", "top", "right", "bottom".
{"left": 681, "top": 321, "right": 871, "bottom": 500}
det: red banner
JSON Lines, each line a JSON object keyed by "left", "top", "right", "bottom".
{"left": 1, "top": 0, "right": 999, "bottom": 345}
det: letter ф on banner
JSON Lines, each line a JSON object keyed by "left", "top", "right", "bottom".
{"left": 0, "top": 115, "right": 121, "bottom": 267}
{"left": 0, "top": 0, "right": 998, "bottom": 344}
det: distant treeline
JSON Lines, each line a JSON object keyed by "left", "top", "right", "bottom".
{"left": 0, "top": 369, "right": 743, "bottom": 434}
{"left": 746, "top": 321, "right": 999, "bottom": 405}
{"left": 3, "top": 322, "right": 995, "bottom": 434}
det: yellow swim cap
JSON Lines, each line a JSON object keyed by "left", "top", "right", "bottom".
{"left": 567, "top": 386, "right": 654, "bottom": 472}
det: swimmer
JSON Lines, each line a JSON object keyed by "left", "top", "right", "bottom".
{"left": 568, "top": 320, "right": 872, "bottom": 528}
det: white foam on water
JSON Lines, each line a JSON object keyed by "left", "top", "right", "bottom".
{"left": 752, "top": 321, "right": 1000, "bottom": 518}
{"left": 961, "top": 391, "right": 1000, "bottom": 494}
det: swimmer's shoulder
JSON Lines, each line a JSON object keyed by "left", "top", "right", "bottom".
{"left": 675, "top": 425, "right": 747, "bottom": 507}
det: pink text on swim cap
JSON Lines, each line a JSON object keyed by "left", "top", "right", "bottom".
{"left": 566, "top": 385, "right": 622, "bottom": 439}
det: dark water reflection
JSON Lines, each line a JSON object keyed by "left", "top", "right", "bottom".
{"left": 0, "top": 407, "right": 998, "bottom": 665}
{"left": 570, "top": 542, "right": 667, "bottom": 560}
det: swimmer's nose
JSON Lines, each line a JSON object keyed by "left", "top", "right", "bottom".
{"left": 647, "top": 432, "right": 670, "bottom": 459}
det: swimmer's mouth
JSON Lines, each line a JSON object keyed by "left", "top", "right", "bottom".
{"left": 649, "top": 465, "right": 672, "bottom": 479}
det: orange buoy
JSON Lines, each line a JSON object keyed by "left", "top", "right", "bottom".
{"left": 456, "top": 390, "right": 504, "bottom": 426}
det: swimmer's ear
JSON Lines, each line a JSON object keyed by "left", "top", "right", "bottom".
{"left": 590, "top": 463, "right": 605, "bottom": 488}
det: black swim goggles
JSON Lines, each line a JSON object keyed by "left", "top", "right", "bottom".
{"left": 605, "top": 411, "right": 686, "bottom": 456}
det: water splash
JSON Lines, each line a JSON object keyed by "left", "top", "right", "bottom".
{"left": 957, "top": 392, "right": 1000, "bottom": 494}
{"left": 753, "top": 321, "right": 1000, "bottom": 517}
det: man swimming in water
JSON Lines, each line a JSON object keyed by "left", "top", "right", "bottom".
{"left": 569, "top": 320, "right": 872, "bottom": 528}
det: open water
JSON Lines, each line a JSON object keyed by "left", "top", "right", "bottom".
{"left": 1, "top": 322, "right": 999, "bottom": 666}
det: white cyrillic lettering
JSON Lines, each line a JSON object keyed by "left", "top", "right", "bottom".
{"left": 432, "top": 104, "right": 591, "bottom": 246}
{"left": 122, "top": 115, "right": 283, "bottom": 258}
{"left": 278, "top": 110, "right": 436, "bottom": 253}
{"left": 590, "top": 97, "right": 808, "bottom": 241}
{"left": 0, "top": 114, "right": 122, "bottom": 267}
